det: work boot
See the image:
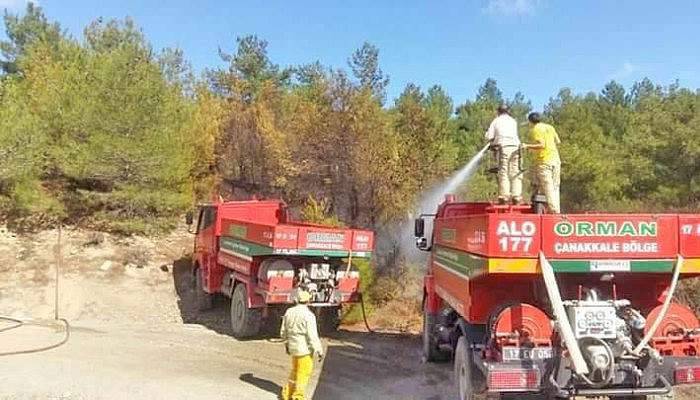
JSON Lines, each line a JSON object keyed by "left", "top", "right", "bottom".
{"left": 511, "top": 197, "right": 522, "bottom": 205}
{"left": 497, "top": 197, "right": 507, "bottom": 205}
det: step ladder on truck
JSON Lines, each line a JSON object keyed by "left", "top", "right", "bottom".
{"left": 415, "top": 194, "right": 700, "bottom": 399}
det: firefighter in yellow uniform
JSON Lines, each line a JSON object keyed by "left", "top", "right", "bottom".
{"left": 522, "top": 112, "right": 561, "bottom": 213}
{"left": 280, "top": 289, "right": 323, "bottom": 400}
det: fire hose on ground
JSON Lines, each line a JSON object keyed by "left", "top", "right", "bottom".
{"left": 0, "top": 225, "right": 70, "bottom": 357}
{"left": 359, "top": 292, "right": 374, "bottom": 334}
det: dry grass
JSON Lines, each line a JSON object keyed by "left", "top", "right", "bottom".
{"left": 119, "top": 245, "right": 151, "bottom": 268}
{"left": 676, "top": 277, "right": 700, "bottom": 314}
{"left": 358, "top": 262, "right": 424, "bottom": 333}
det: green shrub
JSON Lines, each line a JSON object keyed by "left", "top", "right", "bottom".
{"left": 300, "top": 196, "right": 344, "bottom": 227}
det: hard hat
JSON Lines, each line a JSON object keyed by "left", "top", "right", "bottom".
{"left": 295, "top": 289, "right": 311, "bottom": 304}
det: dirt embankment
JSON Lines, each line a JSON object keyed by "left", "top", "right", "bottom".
{"left": 0, "top": 225, "right": 190, "bottom": 324}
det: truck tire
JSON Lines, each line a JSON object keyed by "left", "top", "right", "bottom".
{"left": 261, "top": 306, "right": 285, "bottom": 336}
{"left": 423, "top": 305, "right": 449, "bottom": 362}
{"left": 454, "top": 336, "right": 486, "bottom": 400}
{"left": 194, "top": 268, "right": 213, "bottom": 311}
{"left": 230, "top": 283, "right": 261, "bottom": 338}
{"left": 319, "top": 307, "right": 341, "bottom": 335}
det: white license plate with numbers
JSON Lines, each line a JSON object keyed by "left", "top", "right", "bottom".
{"left": 502, "top": 347, "right": 553, "bottom": 361}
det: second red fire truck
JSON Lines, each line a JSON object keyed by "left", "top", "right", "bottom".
{"left": 188, "top": 199, "right": 374, "bottom": 338}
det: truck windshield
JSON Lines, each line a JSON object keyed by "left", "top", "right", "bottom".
{"left": 197, "top": 206, "right": 217, "bottom": 233}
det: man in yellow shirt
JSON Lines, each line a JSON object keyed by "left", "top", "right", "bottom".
{"left": 522, "top": 112, "right": 561, "bottom": 213}
{"left": 280, "top": 289, "right": 323, "bottom": 400}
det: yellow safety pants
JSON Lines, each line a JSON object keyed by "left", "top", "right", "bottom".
{"left": 280, "top": 354, "right": 313, "bottom": 400}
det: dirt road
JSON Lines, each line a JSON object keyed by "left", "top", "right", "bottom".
{"left": 0, "top": 227, "right": 455, "bottom": 400}
{"left": 0, "top": 321, "right": 454, "bottom": 400}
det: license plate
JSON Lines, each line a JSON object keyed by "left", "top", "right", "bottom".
{"left": 502, "top": 347, "right": 553, "bottom": 361}
{"left": 590, "top": 260, "right": 630, "bottom": 272}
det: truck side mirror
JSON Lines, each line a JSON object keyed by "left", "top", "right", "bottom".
{"left": 185, "top": 211, "right": 194, "bottom": 226}
{"left": 414, "top": 218, "right": 425, "bottom": 237}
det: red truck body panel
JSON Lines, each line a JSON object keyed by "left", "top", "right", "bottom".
{"left": 540, "top": 214, "right": 679, "bottom": 259}
{"left": 426, "top": 201, "right": 700, "bottom": 327}
{"left": 194, "top": 200, "right": 373, "bottom": 309}
{"left": 680, "top": 215, "right": 700, "bottom": 258}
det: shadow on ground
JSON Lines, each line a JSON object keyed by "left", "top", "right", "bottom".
{"left": 171, "top": 256, "right": 232, "bottom": 336}
{"left": 171, "top": 257, "right": 282, "bottom": 339}
{"left": 313, "top": 330, "right": 453, "bottom": 400}
{"left": 173, "top": 257, "right": 282, "bottom": 341}
{"left": 239, "top": 373, "right": 282, "bottom": 396}
{"left": 171, "top": 258, "right": 454, "bottom": 399}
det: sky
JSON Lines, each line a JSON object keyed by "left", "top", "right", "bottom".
{"left": 1, "top": 0, "right": 699, "bottom": 108}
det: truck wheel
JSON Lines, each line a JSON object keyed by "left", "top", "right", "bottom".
{"left": 230, "top": 284, "right": 261, "bottom": 338}
{"left": 194, "top": 268, "right": 213, "bottom": 311}
{"left": 423, "top": 306, "right": 449, "bottom": 362}
{"left": 454, "top": 336, "right": 486, "bottom": 400}
{"left": 319, "top": 307, "right": 341, "bottom": 335}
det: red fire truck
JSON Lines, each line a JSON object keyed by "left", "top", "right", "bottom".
{"left": 415, "top": 195, "right": 700, "bottom": 399}
{"left": 187, "top": 199, "right": 373, "bottom": 338}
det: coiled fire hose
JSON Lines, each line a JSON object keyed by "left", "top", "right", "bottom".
{"left": 0, "top": 225, "right": 70, "bottom": 356}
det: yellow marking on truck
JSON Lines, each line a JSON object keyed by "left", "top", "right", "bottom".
{"left": 681, "top": 258, "right": 700, "bottom": 273}
{"left": 487, "top": 258, "right": 539, "bottom": 273}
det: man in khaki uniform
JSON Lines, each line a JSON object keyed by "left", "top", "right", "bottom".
{"left": 522, "top": 112, "right": 561, "bottom": 213}
{"left": 279, "top": 290, "right": 323, "bottom": 400}
{"left": 485, "top": 104, "right": 523, "bottom": 204}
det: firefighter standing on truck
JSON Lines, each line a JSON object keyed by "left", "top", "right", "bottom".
{"left": 280, "top": 289, "right": 323, "bottom": 400}
{"left": 484, "top": 104, "right": 522, "bottom": 205}
{"left": 522, "top": 112, "right": 561, "bottom": 213}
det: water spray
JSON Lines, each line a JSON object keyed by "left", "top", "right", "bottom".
{"left": 416, "top": 143, "right": 491, "bottom": 215}
{"left": 399, "top": 143, "right": 492, "bottom": 263}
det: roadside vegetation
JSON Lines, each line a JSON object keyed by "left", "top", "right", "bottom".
{"left": 1, "top": 5, "right": 698, "bottom": 322}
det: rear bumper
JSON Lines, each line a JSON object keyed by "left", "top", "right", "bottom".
{"left": 478, "top": 355, "right": 700, "bottom": 398}
{"left": 258, "top": 290, "right": 360, "bottom": 305}
{"left": 565, "top": 376, "right": 672, "bottom": 398}
{"left": 553, "top": 355, "right": 700, "bottom": 398}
